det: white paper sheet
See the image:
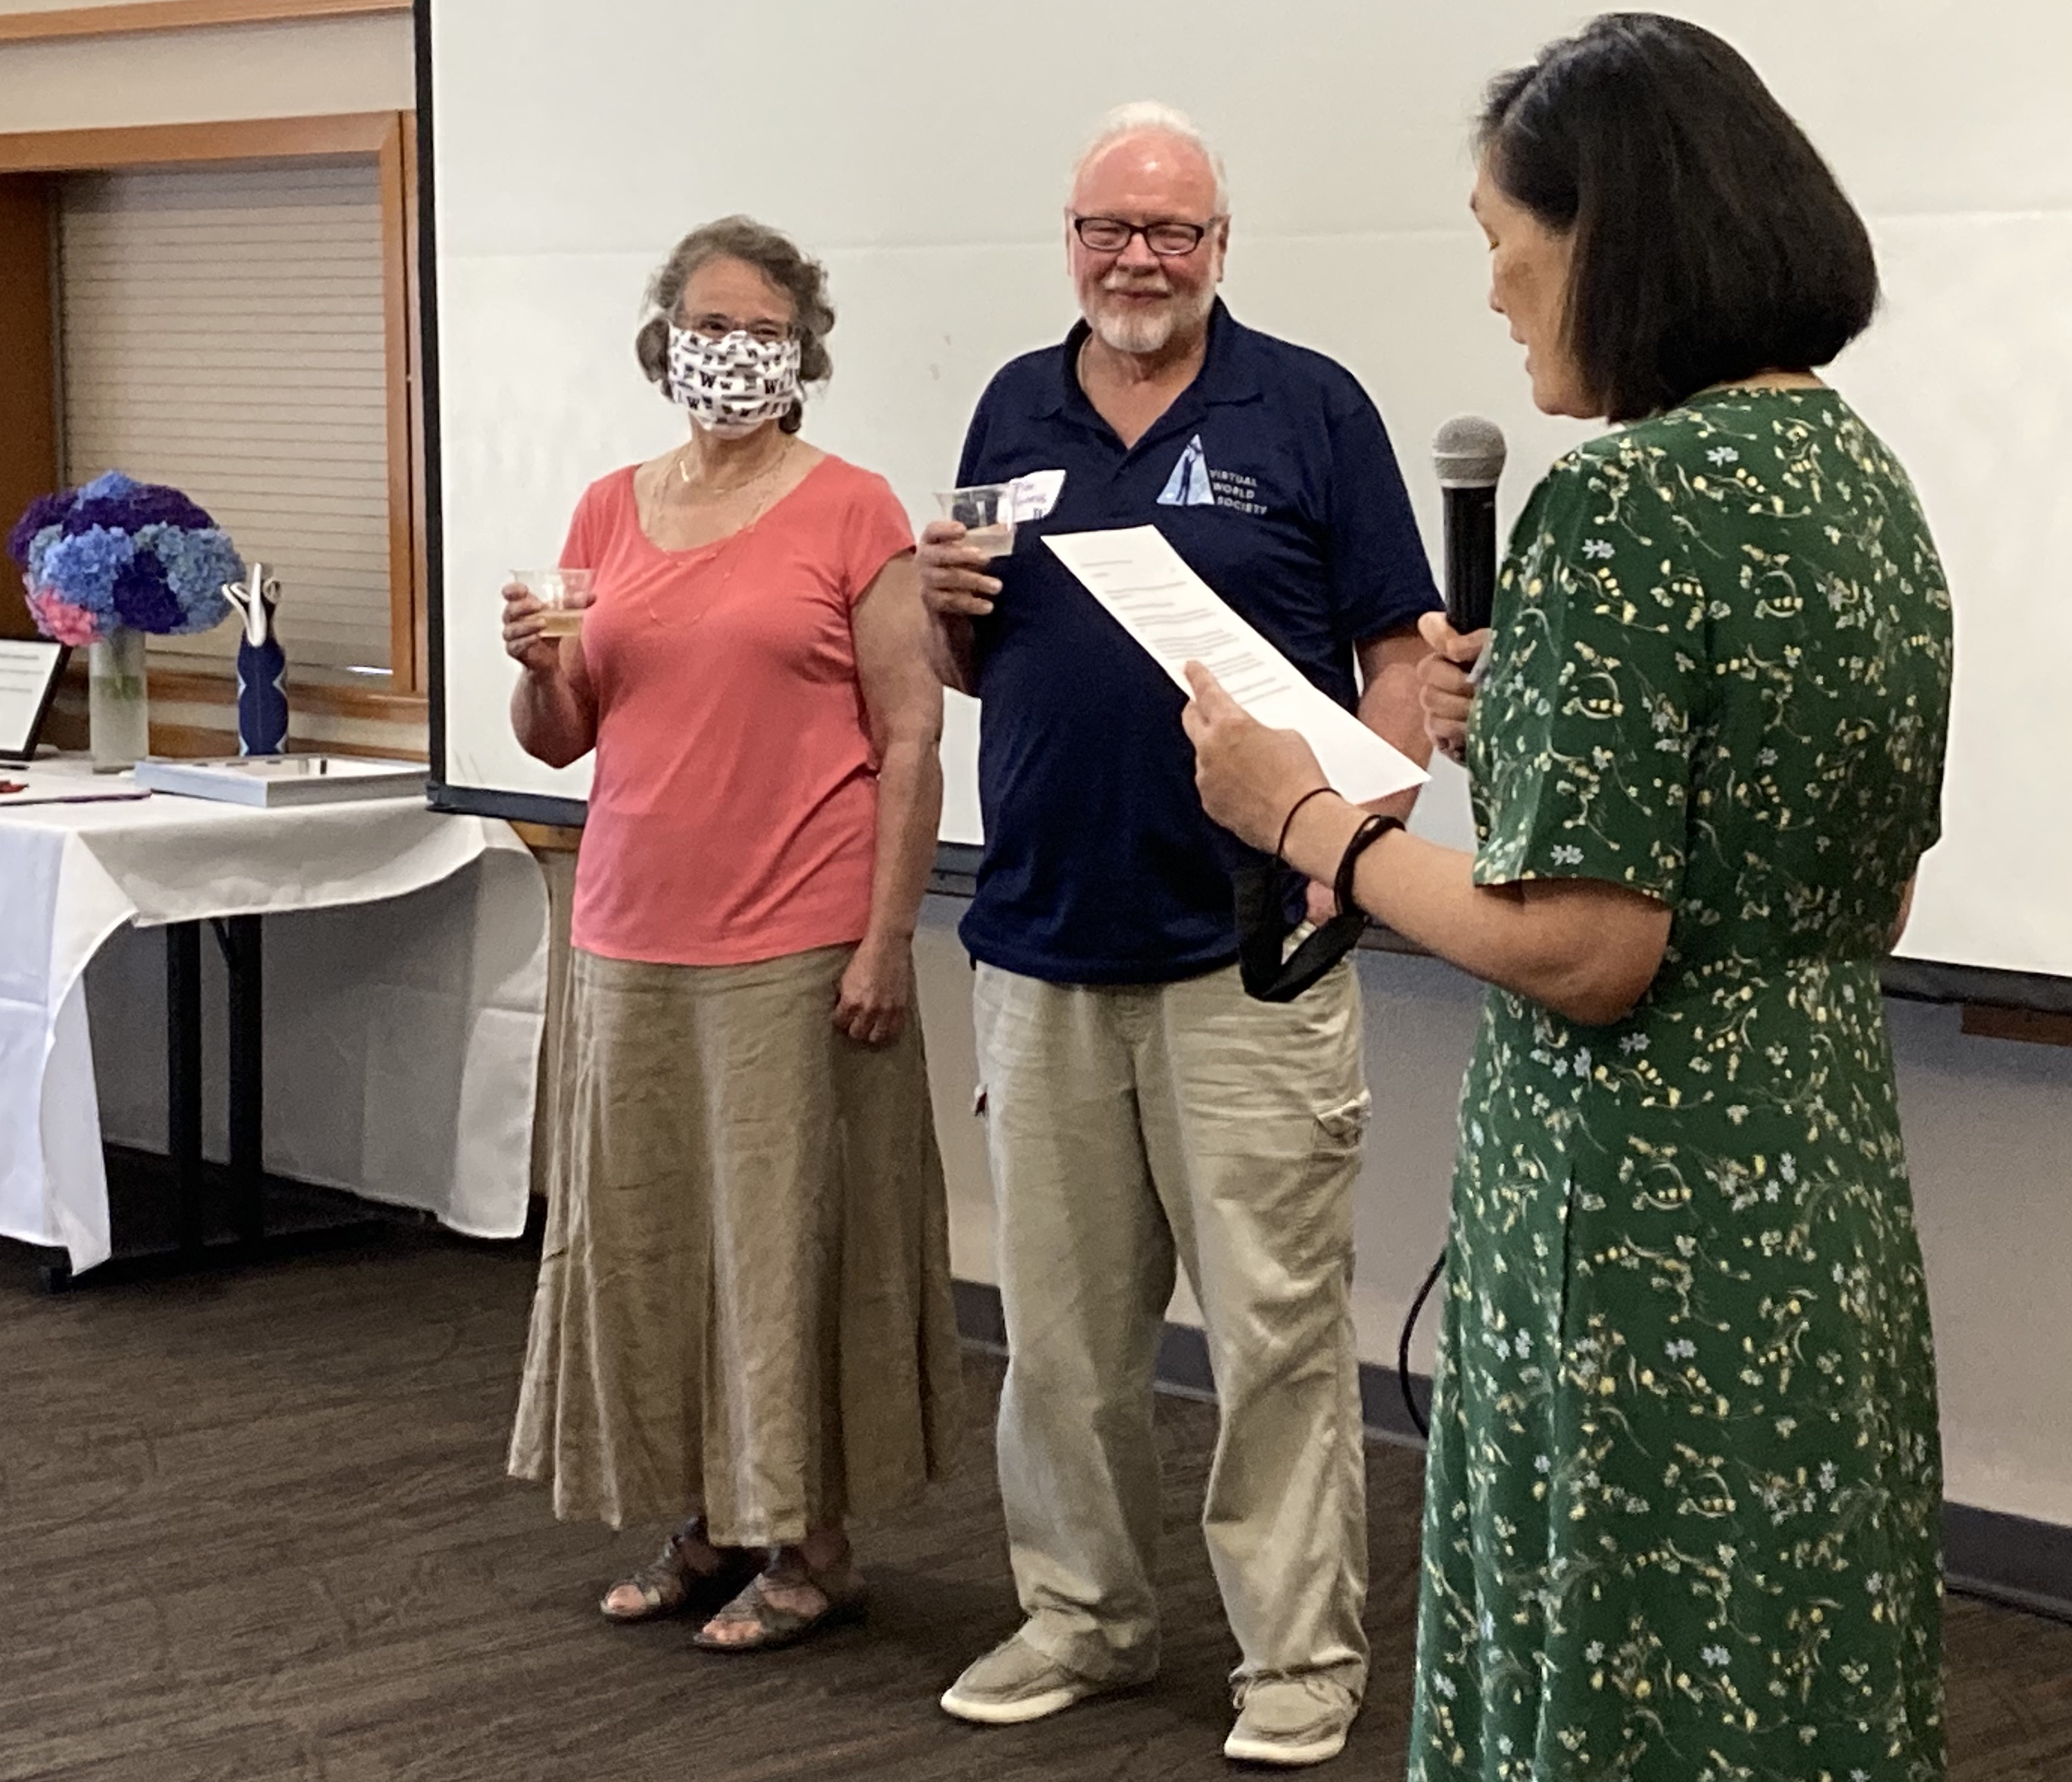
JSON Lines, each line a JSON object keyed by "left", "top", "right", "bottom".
{"left": 1044, "top": 526, "right": 1429, "bottom": 805}
{"left": 0, "top": 639, "right": 64, "bottom": 757}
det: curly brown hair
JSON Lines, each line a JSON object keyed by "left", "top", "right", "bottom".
{"left": 633, "top": 215, "right": 835, "bottom": 434}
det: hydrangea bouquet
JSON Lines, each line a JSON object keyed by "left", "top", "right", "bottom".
{"left": 8, "top": 472, "right": 246, "bottom": 769}
{"left": 8, "top": 470, "right": 243, "bottom": 645}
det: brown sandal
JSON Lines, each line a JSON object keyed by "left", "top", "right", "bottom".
{"left": 690, "top": 1552, "right": 869, "bottom": 1653}
{"left": 599, "top": 1522, "right": 761, "bottom": 1624}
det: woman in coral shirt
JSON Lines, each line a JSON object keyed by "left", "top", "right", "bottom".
{"left": 500, "top": 217, "right": 961, "bottom": 1654}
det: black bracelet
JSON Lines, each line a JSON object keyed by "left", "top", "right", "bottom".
{"left": 1331, "top": 814, "right": 1403, "bottom": 917}
{"left": 1274, "top": 785, "right": 1335, "bottom": 864}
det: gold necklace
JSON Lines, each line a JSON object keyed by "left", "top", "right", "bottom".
{"left": 674, "top": 436, "right": 791, "bottom": 497}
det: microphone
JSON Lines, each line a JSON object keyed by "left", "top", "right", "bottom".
{"left": 1432, "top": 416, "right": 1507, "bottom": 635}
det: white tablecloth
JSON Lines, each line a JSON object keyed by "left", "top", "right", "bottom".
{"left": 0, "top": 759, "right": 549, "bottom": 1273}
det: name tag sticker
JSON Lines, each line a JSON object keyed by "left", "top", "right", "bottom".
{"left": 1008, "top": 469, "right": 1066, "bottom": 523}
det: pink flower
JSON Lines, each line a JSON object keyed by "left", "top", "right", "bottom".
{"left": 26, "top": 583, "right": 105, "bottom": 646}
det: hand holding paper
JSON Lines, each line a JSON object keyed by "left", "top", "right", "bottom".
{"left": 1042, "top": 526, "right": 1427, "bottom": 807}
{"left": 1178, "top": 662, "right": 1342, "bottom": 856}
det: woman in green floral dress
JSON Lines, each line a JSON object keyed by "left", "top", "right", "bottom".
{"left": 1183, "top": 15, "right": 1952, "bottom": 1781}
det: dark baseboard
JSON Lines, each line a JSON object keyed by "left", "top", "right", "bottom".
{"left": 950, "top": 1277, "right": 1006, "bottom": 1349}
{"left": 952, "top": 1277, "right": 2072, "bottom": 1626}
{"left": 1943, "top": 1504, "right": 2072, "bottom": 1625}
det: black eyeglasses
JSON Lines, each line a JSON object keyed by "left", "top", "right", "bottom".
{"left": 1071, "top": 215, "right": 1218, "bottom": 257}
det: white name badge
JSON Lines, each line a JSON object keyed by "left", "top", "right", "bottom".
{"left": 1007, "top": 469, "right": 1066, "bottom": 523}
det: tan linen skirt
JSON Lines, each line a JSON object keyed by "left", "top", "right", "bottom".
{"left": 508, "top": 943, "right": 963, "bottom": 1543}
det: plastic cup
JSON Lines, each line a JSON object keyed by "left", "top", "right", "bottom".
{"left": 513, "top": 567, "right": 592, "bottom": 637}
{"left": 936, "top": 485, "right": 1015, "bottom": 559}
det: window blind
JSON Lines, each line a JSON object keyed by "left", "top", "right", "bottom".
{"left": 57, "top": 157, "right": 394, "bottom": 673}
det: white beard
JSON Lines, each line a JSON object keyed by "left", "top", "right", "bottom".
{"left": 1086, "top": 275, "right": 1215, "bottom": 356}
{"left": 1091, "top": 300, "right": 1176, "bottom": 354}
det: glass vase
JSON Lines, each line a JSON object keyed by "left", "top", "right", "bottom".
{"left": 89, "top": 623, "right": 150, "bottom": 772}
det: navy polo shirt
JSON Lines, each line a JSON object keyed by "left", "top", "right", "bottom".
{"left": 956, "top": 300, "right": 1439, "bottom": 985}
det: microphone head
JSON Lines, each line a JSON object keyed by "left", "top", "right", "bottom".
{"left": 1433, "top": 415, "right": 1508, "bottom": 489}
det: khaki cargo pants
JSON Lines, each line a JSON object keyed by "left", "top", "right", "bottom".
{"left": 973, "top": 957, "right": 1371, "bottom": 1696}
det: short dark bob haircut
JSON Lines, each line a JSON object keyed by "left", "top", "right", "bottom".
{"left": 1479, "top": 12, "right": 1878, "bottom": 423}
{"left": 634, "top": 215, "right": 834, "bottom": 434}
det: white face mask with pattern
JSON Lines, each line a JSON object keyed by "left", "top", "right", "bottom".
{"left": 665, "top": 324, "right": 802, "bottom": 438}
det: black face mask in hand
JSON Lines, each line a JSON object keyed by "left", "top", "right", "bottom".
{"left": 1232, "top": 863, "right": 1368, "bottom": 1002}
{"left": 1232, "top": 813, "right": 1403, "bottom": 1003}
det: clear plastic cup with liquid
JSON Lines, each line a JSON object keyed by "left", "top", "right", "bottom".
{"left": 936, "top": 485, "right": 1015, "bottom": 559}
{"left": 512, "top": 567, "right": 593, "bottom": 638}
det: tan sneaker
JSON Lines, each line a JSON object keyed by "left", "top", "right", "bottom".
{"left": 939, "top": 1630, "right": 1143, "bottom": 1725}
{"left": 1223, "top": 1675, "right": 1358, "bottom": 1767}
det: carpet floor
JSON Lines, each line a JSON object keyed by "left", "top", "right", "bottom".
{"left": 2, "top": 1230, "right": 2067, "bottom": 1781}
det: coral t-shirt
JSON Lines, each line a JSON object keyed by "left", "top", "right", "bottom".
{"left": 563, "top": 454, "right": 914, "bottom": 966}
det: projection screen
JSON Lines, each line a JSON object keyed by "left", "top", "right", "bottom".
{"left": 420, "top": 0, "right": 2072, "bottom": 1002}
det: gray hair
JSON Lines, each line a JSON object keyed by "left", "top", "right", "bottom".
{"left": 1073, "top": 100, "right": 1231, "bottom": 214}
{"left": 633, "top": 214, "right": 834, "bottom": 433}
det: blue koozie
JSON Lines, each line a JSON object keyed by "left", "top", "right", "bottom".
{"left": 237, "top": 631, "right": 288, "bottom": 755}
{"left": 223, "top": 566, "right": 288, "bottom": 755}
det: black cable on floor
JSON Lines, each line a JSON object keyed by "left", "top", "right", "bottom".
{"left": 1398, "top": 1250, "right": 1446, "bottom": 1439}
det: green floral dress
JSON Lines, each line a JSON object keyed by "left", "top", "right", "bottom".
{"left": 1411, "top": 389, "right": 1953, "bottom": 1782}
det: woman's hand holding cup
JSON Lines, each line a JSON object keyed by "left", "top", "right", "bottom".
{"left": 503, "top": 569, "right": 593, "bottom": 675}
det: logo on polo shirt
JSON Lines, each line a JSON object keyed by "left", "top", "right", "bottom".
{"left": 1158, "top": 435, "right": 1217, "bottom": 506}
{"left": 1156, "top": 434, "right": 1268, "bottom": 515}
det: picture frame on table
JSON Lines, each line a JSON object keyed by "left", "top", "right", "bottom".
{"left": 0, "top": 639, "right": 68, "bottom": 765}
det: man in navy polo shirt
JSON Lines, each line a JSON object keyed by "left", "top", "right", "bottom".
{"left": 923, "top": 102, "right": 1436, "bottom": 1768}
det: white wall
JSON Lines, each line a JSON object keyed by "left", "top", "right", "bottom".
{"left": 0, "top": 8, "right": 413, "bottom": 126}
{"left": 1891, "top": 1002, "right": 2072, "bottom": 1526}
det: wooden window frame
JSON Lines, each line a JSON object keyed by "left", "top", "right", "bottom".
{"left": 0, "top": 110, "right": 426, "bottom": 713}
{"left": 0, "top": 3, "right": 409, "bottom": 47}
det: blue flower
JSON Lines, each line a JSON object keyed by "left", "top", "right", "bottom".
{"left": 39, "top": 526, "right": 136, "bottom": 618}
{"left": 77, "top": 470, "right": 136, "bottom": 502}
{"left": 6, "top": 492, "right": 69, "bottom": 567}
{"left": 112, "top": 553, "right": 181, "bottom": 632}
{"left": 140, "top": 524, "right": 240, "bottom": 633}
{"left": 14, "top": 472, "right": 239, "bottom": 639}
{"left": 66, "top": 475, "right": 216, "bottom": 538}
{"left": 24, "top": 523, "right": 62, "bottom": 582}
